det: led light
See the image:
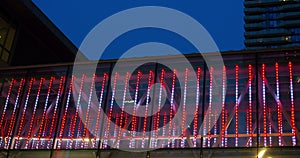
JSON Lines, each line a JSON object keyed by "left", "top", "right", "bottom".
{"left": 268, "top": 108, "right": 272, "bottom": 147}
{"left": 103, "top": 72, "right": 118, "bottom": 149}
{"left": 37, "top": 77, "right": 54, "bottom": 149}
{"left": 275, "top": 62, "right": 282, "bottom": 146}
{"left": 15, "top": 78, "right": 34, "bottom": 149}
{"left": 82, "top": 74, "right": 96, "bottom": 148}
{"left": 117, "top": 72, "right": 129, "bottom": 148}
{"left": 6, "top": 78, "right": 25, "bottom": 149}
{"left": 95, "top": 73, "right": 107, "bottom": 148}
{"left": 289, "top": 61, "right": 296, "bottom": 146}
{"left": 207, "top": 67, "right": 213, "bottom": 147}
{"left": 58, "top": 75, "right": 74, "bottom": 149}
{"left": 248, "top": 64, "right": 253, "bottom": 147}
{"left": 221, "top": 66, "right": 226, "bottom": 147}
{"left": 193, "top": 67, "right": 201, "bottom": 147}
{"left": 262, "top": 64, "right": 267, "bottom": 147}
{"left": 70, "top": 74, "right": 86, "bottom": 149}
{"left": 168, "top": 69, "right": 176, "bottom": 148}
{"left": 235, "top": 65, "right": 239, "bottom": 147}
{"left": 142, "top": 70, "right": 153, "bottom": 148}
{"left": 181, "top": 68, "right": 188, "bottom": 148}
{"left": 0, "top": 78, "right": 14, "bottom": 147}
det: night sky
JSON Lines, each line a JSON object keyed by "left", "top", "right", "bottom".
{"left": 33, "top": 1, "right": 245, "bottom": 59}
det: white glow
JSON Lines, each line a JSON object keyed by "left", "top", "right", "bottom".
{"left": 258, "top": 149, "right": 267, "bottom": 158}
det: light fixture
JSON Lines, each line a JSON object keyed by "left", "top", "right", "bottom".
{"left": 258, "top": 148, "right": 267, "bottom": 158}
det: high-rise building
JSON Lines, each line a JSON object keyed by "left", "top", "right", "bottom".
{"left": 244, "top": 0, "right": 300, "bottom": 49}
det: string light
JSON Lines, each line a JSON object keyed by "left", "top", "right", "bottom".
{"left": 262, "top": 64, "right": 267, "bottom": 147}
{"left": 221, "top": 66, "right": 226, "bottom": 147}
{"left": 193, "top": 67, "right": 201, "bottom": 147}
{"left": 181, "top": 68, "right": 188, "bottom": 148}
{"left": 15, "top": 78, "right": 34, "bottom": 149}
{"left": 207, "top": 67, "right": 213, "bottom": 147}
{"left": 275, "top": 62, "right": 282, "bottom": 146}
{"left": 168, "top": 69, "right": 176, "bottom": 148}
{"left": 235, "top": 65, "right": 239, "bottom": 147}
{"left": 289, "top": 61, "right": 296, "bottom": 146}
{"left": 248, "top": 64, "right": 253, "bottom": 147}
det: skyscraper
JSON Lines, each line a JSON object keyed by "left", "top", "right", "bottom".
{"left": 244, "top": 0, "right": 300, "bottom": 49}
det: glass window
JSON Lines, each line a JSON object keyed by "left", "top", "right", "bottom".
{"left": 0, "top": 16, "right": 16, "bottom": 64}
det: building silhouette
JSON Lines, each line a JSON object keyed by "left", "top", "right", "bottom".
{"left": 244, "top": 0, "right": 300, "bottom": 49}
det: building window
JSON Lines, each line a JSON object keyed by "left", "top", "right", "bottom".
{"left": 0, "top": 16, "right": 16, "bottom": 64}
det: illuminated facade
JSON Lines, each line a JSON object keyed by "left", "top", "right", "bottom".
{"left": 0, "top": 48, "right": 300, "bottom": 158}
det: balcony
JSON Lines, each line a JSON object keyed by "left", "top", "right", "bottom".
{"left": 278, "top": 19, "right": 300, "bottom": 27}
{"left": 244, "top": 0, "right": 299, "bottom": 7}
{"left": 278, "top": 3, "right": 300, "bottom": 11}
{"left": 278, "top": 11, "right": 300, "bottom": 19}
{"left": 244, "top": 14, "right": 266, "bottom": 22}
{"left": 245, "top": 36, "right": 292, "bottom": 46}
{"left": 245, "top": 22, "right": 267, "bottom": 29}
{"left": 245, "top": 29, "right": 292, "bottom": 38}
{"left": 244, "top": 7, "right": 267, "bottom": 15}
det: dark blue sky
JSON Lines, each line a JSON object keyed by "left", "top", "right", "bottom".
{"left": 33, "top": 1, "right": 245, "bottom": 59}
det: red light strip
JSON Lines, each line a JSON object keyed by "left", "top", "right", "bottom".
{"left": 275, "top": 62, "right": 282, "bottom": 146}
{"left": 181, "top": 68, "right": 188, "bottom": 148}
{"left": 193, "top": 67, "right": 201, "bottom": 147}
{"left": 130, "top": 71, "right": 141, "bottom": 148}
{"left": 37, "top": 77, "right": 54, "bottom": 149}
{"left": 114, "top": 114, "right": 119, "bottom": 141}
{"left": 70, "top": 74, "right": 86, "bottom": 149}
{"left": 94, "top": 73, "right": 107, "bottom": 148}
{"left": 75, "top": 120, "right": 82, "bottom": 148}
{"left": 82, "top": 74, "right": 96, "bottom": 148}
{"left": 116, "top": 72, "right": 129, "bottom": 148}
{"left": 221, "top": 66, "right": 226, "bottom": 147}
{"left": 15, "top": 77, "right": 34, "bottom": 148}
{"left": 235, "top": 65, "right": 239, "bottom": 147}
{"left": 262, "top": 64, "right": 267, "bottom": 147}
{"left": 0, "top": 78, "right": 14, "bottom": 147}
{"left": 142, "top": 70, "right": 153, "bottom": 148}
{"left": 168, "top": 69, "right": 176, "bottom": 148}
{"left": 25, "top": 77, "right": 45, "bottom": 149}
{"left": 246, "top": 109, "right": 249, "bottom": 147}
{"left": 58, "top": 75, "right": 74, "bottom": 149}
{"left": 48, "top": 76, "right": 64, "bottom": 149}
{"left": 6, "top": 78, "right": 25, "bottom": 149}
{"left": 289, "top": 61, "right": 296, "bottom": 146}
{"left": 248, "top": 64, "right": 253, "bottom": 147}
{"left": 162, "top": 112, "right": 167, "bottom": 145}
{"left": 103, "top": 72, "right": 118, "bottom": 149}
{"left": 153, "top": 69, "right": 165, "bottom": 148}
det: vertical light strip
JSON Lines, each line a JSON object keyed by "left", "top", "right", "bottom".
{"left": 82, "top": 74, "right": 96, "bottom": 148}
{"left": 153, "top": 69, "right": 165, "bottom": 148}
{"left": 142, "top": 70, "right": 153, "bottom": 148}
{"left": 235, "top": 65, "right": 239, "bottom": 147}
{"left": 25, "top": 77, "right": 45, "bottom": 149}
{"left": 162, "top": 112, "right": 167, "bottom": 147}
{"left": 0, "top": 78, "right": 14, "bottom": 147}
{"left": 262, "top": 64, "right": 267, "bottom": 147}
{"left": 246, "top": 109, "right": 249, "bottom": 147}
{"left": 70, "top": 74, "right": 86, "bottom": 149}
{"left": 168, "top": 69, "right": 176, "bottom": 148}
{"left": 6, "top": 78, "right": 25, "bottom": 149}
{"left": 94, "top": 73, "right": 107, "bottom": 148}
{"left": 181, "top": 68, "right": 188, "bottom": 148}
{"left": 248, "top": 64, "right": 253, "bottom": 147}
{"left": 268, "top": 108, "right": 272, "bottom": 147}
{"left": 275, "top": 62, "right": 282, "bottom": 146}
{"left": 130, "top": 71, "right": 141, "bottom": 148}
{"left": 116, "top": 72, "right": 129, "bottom": 148}
{"left": 103, "top": 72, "right": 118, "bottom": 149}
{"left": 221, "top": 66, "right": 226, "bottom": 147}
{"left": 15, "top": 78, "right": 34, "bottom": 148}
{"left": 289, "top": 61, "right": 296, "bottom": 146}
{"left": 37, "top": 77, "right": 54, "bottom": 149}
{"left": 193, "top": 67, "right": 201, "bottom": 147}
{"left": 225, "top": 109, "right": 228, "bottom": 147}
{"left": 207, "top": 67, "right": 213, "bottom": 147}
{"left": 47, "top": 75, "right": 64, "bottom": 149}
{"left": 113, "top": 114, "right": 119, "bottom": 143}
{"left": 75, "top": 120, "right": 82, "bottom": 148}
{"left": 58, "top": 75, "right": 74, "bottom": 149}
